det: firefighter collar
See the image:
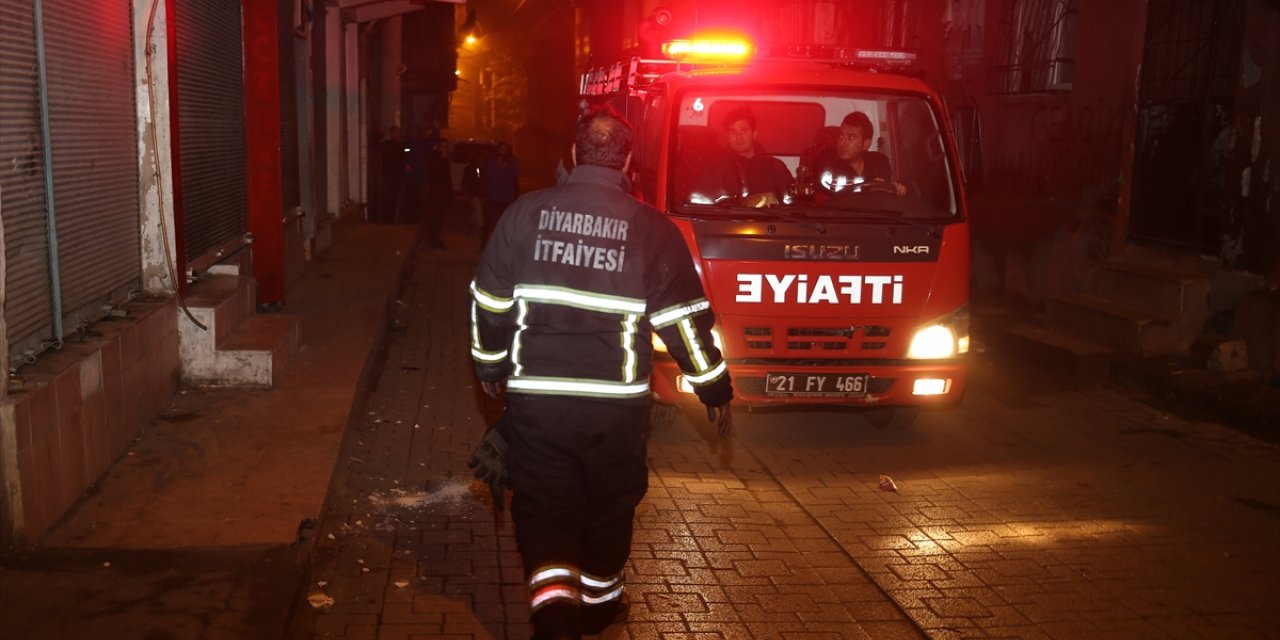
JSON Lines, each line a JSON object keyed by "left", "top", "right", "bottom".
{"left": 565, "top": 164, "right": 631, "bottom": 193}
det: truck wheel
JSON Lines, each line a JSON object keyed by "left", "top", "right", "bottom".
{"left": 647, "top": 402, "right": 681, "bottom": 431}
{"left": 863, "top": 407, "right": 919, "bottom": 429}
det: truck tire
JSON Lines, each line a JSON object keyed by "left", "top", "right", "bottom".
{"left": 863, "top": 407, "right": 919, "bottom": 429}
{"left": 647, "top": 402, "right": 681, "bottom": 431}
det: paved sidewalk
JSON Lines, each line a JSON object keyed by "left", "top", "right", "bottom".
{"left": 5, "top": 211, "right": 1270, "bottom": 640}
{"left": 292, "top": 230, "right": 925, "bottom": 639}
{"left": 0, "top": 220, "right": 417, "bottom": 640}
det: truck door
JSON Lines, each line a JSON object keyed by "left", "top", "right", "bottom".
{"left": 635, "top": 92, "right": 668, "bottom": 205}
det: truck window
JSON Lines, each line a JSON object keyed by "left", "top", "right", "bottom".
{"left": 670, "top": 90, "right": 957, "bottom": 220}
{"left": 637, "top": 93, "right": 666, "bottom": 203}
{"left": 889, "top": 98, "right": 955, "bottom": 214}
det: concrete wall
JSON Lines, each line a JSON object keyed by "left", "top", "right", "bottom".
{"left": 1230, "top": 0, "right": 1280, "bottom": 282}
{"left": 935, "top": 0, "right": 1145, "bottom": 302}
{"left": 936, "top": 0, "right": 1278, "bottom": 299}
{"left": 4, "top": 298, "right": 180, "bottom": 544}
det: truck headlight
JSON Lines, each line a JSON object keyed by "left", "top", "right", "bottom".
{"left": 653, "top": 333, "right": 668, "bottom": 353}
{"left": 906, "top": 305, "right": 969, "bottom": 359}
{"left": 907, "top": 325, "right": 956, "bottom": 358}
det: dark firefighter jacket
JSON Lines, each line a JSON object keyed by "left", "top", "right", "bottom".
{"left": 469, "top": 165, "right": 732, "bottom": 408}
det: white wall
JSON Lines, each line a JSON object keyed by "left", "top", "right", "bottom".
{"left": 133, "top": 0, "right": 177, "bottom": 294}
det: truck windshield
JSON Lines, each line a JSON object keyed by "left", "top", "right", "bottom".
{"left": 669, "top": 89, "right": 958, "bottom": 220}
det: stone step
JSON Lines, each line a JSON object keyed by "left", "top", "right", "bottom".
{"left": 178, "top": 273, "right": 304, "bottom": 388}
{"left": 1088, "top": 259, "right": 1210, "bottom": 320}
{"left": 997, "top": 321, "right": 1116, "bottom": 384}
{"left": 209, "top": 314, "right": 303, "bottom": 388}
{"left": 180, "top": 274, "right": 257, "bottom": 346}
{"left": 1121, "top": 243, "right": 1217, "bottom": 275}
{"left": 1046, "top": 292, "right": 1181, "bottom": 356}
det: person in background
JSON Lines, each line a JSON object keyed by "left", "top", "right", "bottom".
{"left": 461, "top": 147, "right": 486, "bottom": 232}
{"left": 481, "top": 142, "right": 519, "bottom": 244}
{"left": 423, "top": 140, "right": 451, "bottom": 248}
{"left": 376, "top": 126, "right": 406, "bottom": 223}
{"left": 424, "top": 119, "right": 443, "bottom": 155}
{"left": 401, "top": 126, "right": 432, "bottom": 224}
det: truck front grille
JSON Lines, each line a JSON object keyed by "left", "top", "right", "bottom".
{"left": 739, "top": 325, "right": 892, "bottom": 353}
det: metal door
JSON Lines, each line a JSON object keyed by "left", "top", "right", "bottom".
{"left": 43, "top": 0, "right": 141, "bottom": 322}
{"left": 2, "top": 0, "right": 139, "bottom": 364}
{"left": 0, "top": 0, "right": 53, "bottom": 362}
{"left": 174, "top": 0, "right": 247, "bottom": 263}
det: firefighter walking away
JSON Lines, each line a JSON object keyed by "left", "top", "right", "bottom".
{"left": 468, "top": 106, "right": 733, "bottom": 639}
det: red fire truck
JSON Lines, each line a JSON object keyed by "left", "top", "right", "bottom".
{"left": 581, "top": 38, "right": 970, "bottom": 428}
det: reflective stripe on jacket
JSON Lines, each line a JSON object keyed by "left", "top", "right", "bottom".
{"left": 470, "top": 165, "right": 732, "bottom": 407}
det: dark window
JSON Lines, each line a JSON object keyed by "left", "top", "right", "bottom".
{"left": 989, "top": 0, "right": 1078, "bottom": 94}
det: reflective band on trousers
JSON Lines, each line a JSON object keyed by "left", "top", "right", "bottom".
{"left": 579, "top": 570, "right": 624, "bottom": 606}
{"left": 581, "top": 584, "right": 624, "bottom": 605}
{"left": 530, "top": 585, "right": 578, "bottom": 611}
{"left": 579, "top": 572, "right": 620, "bottom": 589}
{"left": 529, "top": 566, "right": 576, "bottom": 587}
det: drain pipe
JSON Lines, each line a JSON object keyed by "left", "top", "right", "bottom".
{"left": 33, "top": 0, "right": 64, "bottom": 344}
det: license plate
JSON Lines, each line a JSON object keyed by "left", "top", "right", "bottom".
{"left": 765, "top": 372, "right": 869, "bottom": 396}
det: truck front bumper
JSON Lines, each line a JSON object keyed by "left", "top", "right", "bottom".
{"left": 649, "top": 357, "right": 966, "bottom": 407}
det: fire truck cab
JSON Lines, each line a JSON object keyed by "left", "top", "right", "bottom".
{"left": 582, "top": 40, "right": 970, "bottom": 428}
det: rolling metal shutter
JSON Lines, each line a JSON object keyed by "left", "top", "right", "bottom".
{"left": 175, "top": 0, "right": 247, "bottom": 262}
{"left": 280, "top": 0, "right": 300, "bottom": 211}
{"left": 2, "top": 0, "right": 138, "bottom": 362}
{"left": 42, "top": 0, "right": 141, "bottom": 320}
{"left": 1, "top": 0, "right": 53, "bottom": 361}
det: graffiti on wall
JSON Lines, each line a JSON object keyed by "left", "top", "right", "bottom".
{"left": 986, "top": 101, "right": 1127, "bottom": 208}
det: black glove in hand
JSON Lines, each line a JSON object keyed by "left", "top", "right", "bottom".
{"left": 467, "top": 424, "right": 509, "bottom": 510}
{"left": 467, "top": 427, "right": 508, "bottom": 484}
{"left": 706, "top": 402, "right": 732, "bottom": 437}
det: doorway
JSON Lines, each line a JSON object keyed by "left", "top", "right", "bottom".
{"left": 1129, "top": 0, "right": 1243, "bottom": 253}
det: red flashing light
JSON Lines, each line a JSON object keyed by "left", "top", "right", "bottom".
{"left": 660, "top": 38, "right": 754, "bottom": 62}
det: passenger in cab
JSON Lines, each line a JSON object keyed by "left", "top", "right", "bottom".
{"left": 690, "top": 106, "right": 793, "bottom": 207}
{"left": 815, "top": 111, "right": 907, "bottom": 196}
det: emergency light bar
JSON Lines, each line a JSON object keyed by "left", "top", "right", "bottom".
{"left": 660, "top": 38, "right": 754, "bottom": 62}
{"left": 758, "top": 44, "right": 921, "bottom": 68}
{"left": 578, "top": 41, "right": 922, "bottom": 98}
{"left": 851, "top": 48, "right": 919, "bottom": 65}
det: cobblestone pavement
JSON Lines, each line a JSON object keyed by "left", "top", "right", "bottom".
{"left": 293, "top": 227, "right": 1280, "bottom": 640}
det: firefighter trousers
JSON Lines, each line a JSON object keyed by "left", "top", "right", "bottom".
{"left": 504, "top": 395, "right": 649, "bottom": 639}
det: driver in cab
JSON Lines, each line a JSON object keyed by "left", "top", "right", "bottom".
{"left": 816, "top": 111, "right": 908, "bottom": 196}
{"left": 690, "top": 106, "right": 793, "bottom": 208}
